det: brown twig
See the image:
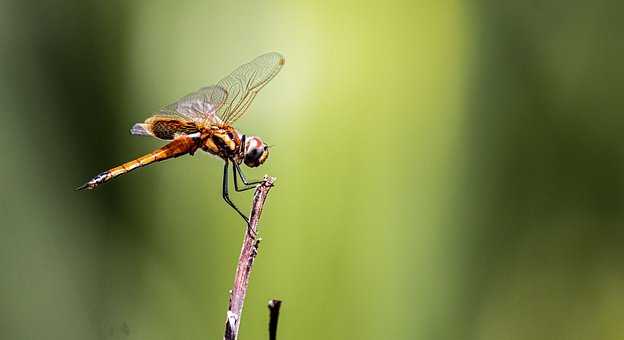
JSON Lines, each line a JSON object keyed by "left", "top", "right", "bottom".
{"left": 268, "top": 299, "right": 282, "bottom": 340}
{"left": 223, "top": 176, "right": 276, "bottom": 340}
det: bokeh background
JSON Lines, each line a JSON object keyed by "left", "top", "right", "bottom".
{"left": 2, "top": 1, "right": 623, "bottom": 339}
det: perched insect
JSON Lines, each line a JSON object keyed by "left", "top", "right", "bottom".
{"left": 77, "top": 52, "right": 285, "bottom": 225}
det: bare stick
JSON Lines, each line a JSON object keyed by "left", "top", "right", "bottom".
{"left": 268, "top": 299, "right": 282, "bottom": 340}
{"left": 224, "top": 176, "right": 276, "bottom": 340}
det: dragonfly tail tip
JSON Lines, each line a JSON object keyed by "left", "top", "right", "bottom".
{"left": 75, "top": 183, "right": 89, "bottom": 191}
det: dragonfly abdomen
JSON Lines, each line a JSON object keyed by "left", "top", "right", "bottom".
{"left": 77, "top": 135, "right": 198, "bottom": 190}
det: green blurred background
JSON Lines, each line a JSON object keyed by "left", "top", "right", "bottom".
{"left": 2, "top": 0, "right": 623, "bottom": 339}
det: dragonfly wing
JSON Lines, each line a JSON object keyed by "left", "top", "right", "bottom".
{"left": 216, "top": 52, "right": 285, "bottom": 124}
{"left": 130, "top": 116, "right": 200, "bottom": 140}
{"left": 131, "top": 123, "right": 152, "bottom": 137}
{"left": 159, "top": 85, "right": 227, "bottom": 123}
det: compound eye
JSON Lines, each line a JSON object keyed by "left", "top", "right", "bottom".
{"left": 244, "top": 136, "right": 269, "bottom": 167}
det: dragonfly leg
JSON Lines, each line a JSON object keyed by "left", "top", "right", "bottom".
{"left": 222, "top": 161, "right": 256, "bottom": 237}
{"left": 232, "top": 162, "right": 258, "bottom": 192}
{"left": 233, "top": 161, "right": 263, "bottom": 192}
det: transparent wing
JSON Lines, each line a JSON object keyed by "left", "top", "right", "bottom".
{"left": 158, "top": 85, "right": 227, "bottom": 123}
{"left": 216, "top": 52, "right": 285, "bottom": 124}
{"left": 130, "top": 123, "right": 153, "bottom": 137}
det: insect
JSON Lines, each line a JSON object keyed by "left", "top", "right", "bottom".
{"left": 77, "top": 52, "right": 285, "bottom": 225}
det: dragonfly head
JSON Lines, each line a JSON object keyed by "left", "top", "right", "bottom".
{"left": 242, "top": 135, "right": 269, "bottom": 167}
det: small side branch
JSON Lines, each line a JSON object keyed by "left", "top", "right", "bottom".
{"left": 268, "top": 299, "right": 282, "bottom": 340}
{"left": 223, "top": 176, "right": 276, "bottom": 340}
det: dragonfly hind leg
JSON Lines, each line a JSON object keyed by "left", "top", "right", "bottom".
{"left": 222, "top": 161, "right": 256, "bottom": 237}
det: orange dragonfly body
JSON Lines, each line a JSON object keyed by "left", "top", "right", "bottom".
{"left": 78, "top": 52, "right": 285, "bottom": 224}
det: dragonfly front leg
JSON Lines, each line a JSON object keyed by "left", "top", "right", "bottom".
{"left": 233, "top": 161, "right": 263, "bottom": 192}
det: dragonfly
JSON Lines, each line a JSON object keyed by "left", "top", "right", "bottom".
{"left": 77, "top": 52, "right": 284, "bottom": 226}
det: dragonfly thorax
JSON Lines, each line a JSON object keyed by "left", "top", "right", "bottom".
{"left": 199, "top": 127, "right": 268, "bottom": 167}
{"left": 200, "top": 125, "right": 242, "bottom": 161}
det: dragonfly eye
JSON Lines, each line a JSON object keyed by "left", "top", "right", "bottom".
{"left": 244, "top": 136, "right": 269, "bottom": 167}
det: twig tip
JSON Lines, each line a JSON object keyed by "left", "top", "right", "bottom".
{"left": 262, "top": 175, "right": 277, "bottom": 186}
